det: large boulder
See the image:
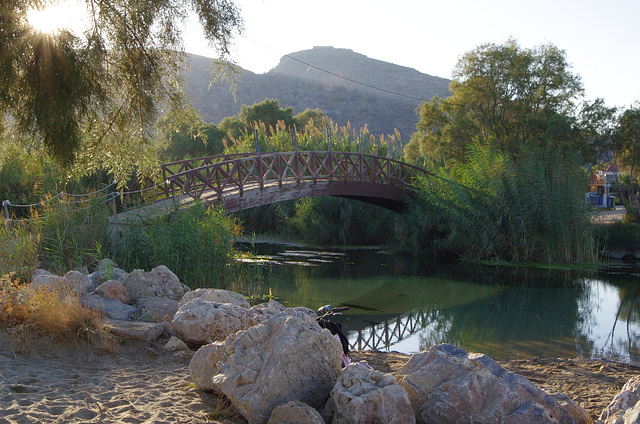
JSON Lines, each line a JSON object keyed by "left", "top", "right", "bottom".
{"left": 30, "top": 270, "right": 91, "bottom": 295}
{"left": 87, "top": 272, "right": 105, "bottom": 292}
{"left": 81, "top": 294, "right": 138, "bottom": 320}
{"left": 147, "top": 265, "right": 189, "bottom": 301}
{"left": 267, "top": 401, "right": 325, "bottom": 424}
{"left": 139, "top": 296, "right": 179, "bottom": 322}
{"left": 123, "top": 269, "right": 151, "bottom": 302}
{"left": 93, "top": 280, "right": 129, "bottom": 304}
{"left": 63, "top": 271, "right": 92, "bottom": 294}
{"left": 245, "top": 300, "right": 316, "bottom": 328}
{"left": 324, "top": 361, "right": 415, "bottom": 424}
{"left": 30, "top": 273, "right": 70, "bottom": 293}
{"left": 397, "top": 344, "right": 587, "bottom": 424}
{"left": 123, "top": 266, "right": 189, "bottom": 303}
{"left": 598, "top": 375, "right": 640, "bottom": 424}
{"left": 171, "top": 298, "right": 246, "bottom": 346}
{"left": 212, "top": 310, "right": 343, "bottom": 424}
{"left": 179, "top": 288, "right": 250, "bottom": 308}
{"left": 189, "top": 337, "right": 237, "bottom": 392}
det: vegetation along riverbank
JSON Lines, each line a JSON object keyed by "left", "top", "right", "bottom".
{"left": 2, "top": 12, "right": 640, "bottom": 422}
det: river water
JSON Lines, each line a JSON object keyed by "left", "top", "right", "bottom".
{"left": 237, "top": 243, "right": 640, "bottom": 362}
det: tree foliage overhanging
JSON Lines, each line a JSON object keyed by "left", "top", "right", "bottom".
{"left": 0, "top": 0, "right": 242, "bottom": 175}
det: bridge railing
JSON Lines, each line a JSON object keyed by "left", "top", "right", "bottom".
{"left": 158, "top": 151, "right": 429, "bottom": 203}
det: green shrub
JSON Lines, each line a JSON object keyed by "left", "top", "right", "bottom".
{"left": 602, "top": 222, "right": 640, "bottom": 252}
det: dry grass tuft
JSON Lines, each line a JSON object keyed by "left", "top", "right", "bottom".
{"left": 0, "top": 274, "right": 113, "bottom": 351}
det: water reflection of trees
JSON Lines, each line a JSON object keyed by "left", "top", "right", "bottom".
{"left": 602, "top": 286, "right": 640, "bottom": 360}
{"left": 417, "top": 283, "right": 590, "bottom": 358}
{"left": 346, "top": 281, "right": 595, "bottom": 359}
{"left": 247, "top": 244, "right": 638, "bottom": 359}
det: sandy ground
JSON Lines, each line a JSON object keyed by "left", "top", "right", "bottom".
{"left": 2, "top": 332, "right": 640, "bottom": 424}
{"left": 0, "top": 332, "right": 240, "bottom": 424}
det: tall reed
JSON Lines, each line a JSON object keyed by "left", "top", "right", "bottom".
{"left": 289, "top": 196, "right": 395, "bottom": 246}
{"left": 0, "top": 222, "right": 40, "bottom": 281}
{"left": 400, "top": 142, "right": 596, "bottom": 264}
{"left": 223, "top": 120, "right": 403, "bottom": 159}
{"left": 38, "top": 194, "right": 111, "bottom": 274}
{"left": 113, "top": 203, "right": 243, "bottom": 288}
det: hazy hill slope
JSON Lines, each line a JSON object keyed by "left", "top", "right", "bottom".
{"left": 183, "top": 46, "right": 451, "bottom": 140}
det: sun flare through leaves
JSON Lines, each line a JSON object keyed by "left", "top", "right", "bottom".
{"left": 25, "top": 2, "right": 87, "bottom": 35}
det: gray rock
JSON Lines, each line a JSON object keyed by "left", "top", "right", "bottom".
{"left": 72, "top": 265, "right": 89, "bottom": 275}
{"left": 324, "top": 361, "right": 415, "bottom": 424}
{"left": 93, "top": 279, "right": 129, "bottom": 303}
{"left": 96, "top": 258, "right": 118, "bottom": 269}
{"left": 147, "top": 265, "right": 189, "bottom": 301}
{"left": 123, "top": 269, "right": 151, "bottom": 302}
{"left": 179, "top": 288, "right": 249, "bottom": 308}
{"left": 268, "top": 401, "right": 325, "bottom": 424}
{"left": 64, "top": 270, "right": 92, "bottom": 294}
{"left": 397, "top": 344, "right": 585, "bottom": 424}
{"left": 139, "top": 296, "right": 179, "bottom": 322}
{"left": 599, "top": 375, "right": 640, "bottom": 424}
{"left": 32, "top": 269, "right": 52, "bottom": 278}
{"left": 87, "top": 272, "right": 105, "bottom": 291}
{"left": 211, "top": 310, "right": 343, "bottom": 424}
{"left": 171, "top": 298, "right": 246, "bottom": 346}
{"left": 81, "top": 294, "right": 138, "bottom": 320}
{"left": 245, "top": 300, "right": 315, "bottom": 328}
{"left": 103, "top": 319, "right": 168, "bottom": 342}
{"left": 30, "top": 273, "right": 69, "bottom": 293}
{"left": 95, "top": 258, "right": 127, "bottom": 281}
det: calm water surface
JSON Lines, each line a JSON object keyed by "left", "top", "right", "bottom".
{"left": 237, "top": 243, "right": 640, "bottom": 362}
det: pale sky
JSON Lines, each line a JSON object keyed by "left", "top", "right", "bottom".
{"left": 184, "top": 0, "right": 640, "bottom": 109}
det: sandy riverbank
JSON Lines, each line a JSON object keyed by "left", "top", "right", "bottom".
{"left": 2, "top": 332, "right": 639, "bottom": 423}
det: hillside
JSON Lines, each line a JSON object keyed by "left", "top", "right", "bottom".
{"left": 183, "top": 46, "right": 451, "bottom": 140}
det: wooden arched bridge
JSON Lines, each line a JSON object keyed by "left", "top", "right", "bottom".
{"left": 139, "top": 151, "right": 430, "bottom": 214}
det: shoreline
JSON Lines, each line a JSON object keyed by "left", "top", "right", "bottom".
{"left": 2, "top": 332, "right": 639, "bottom": 423}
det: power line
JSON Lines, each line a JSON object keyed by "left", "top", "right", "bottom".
{"left": 281, "top": 53, "right": 431, "bottom": 102}
{"left": 240, "top": 37, "right": 432, "bottom": 102}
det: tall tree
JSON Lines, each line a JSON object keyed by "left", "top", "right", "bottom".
{"left": 294, "top": 108, "right": 326, "bottom": 130}
{"left": 239, "top": 99, "right": 296, "bottom": 133}
{"left": 0, "top": 0, "right": 242, "bottom": 175}
{"left": 576, "top": 98, "right": 618, "bottom": 165}
{"left": 405, "top": 39, "right": 584, "bottom": 164}
{"left": 156, "top": 103, "right": 226, "bottom": 162}
{"left": 219, "top": 99, "right": 298, "bottom": 140}
{"left": 615, "top": 104, "right": 640, "bottom": 196}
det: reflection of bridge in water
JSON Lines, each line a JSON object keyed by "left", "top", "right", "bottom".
{"left": 348, "top": 309, "right": 435, "bottom": 351}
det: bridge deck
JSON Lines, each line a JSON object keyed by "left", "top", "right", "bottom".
{"left": 120, "top": 151, "right": 429, "bottom": 219}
